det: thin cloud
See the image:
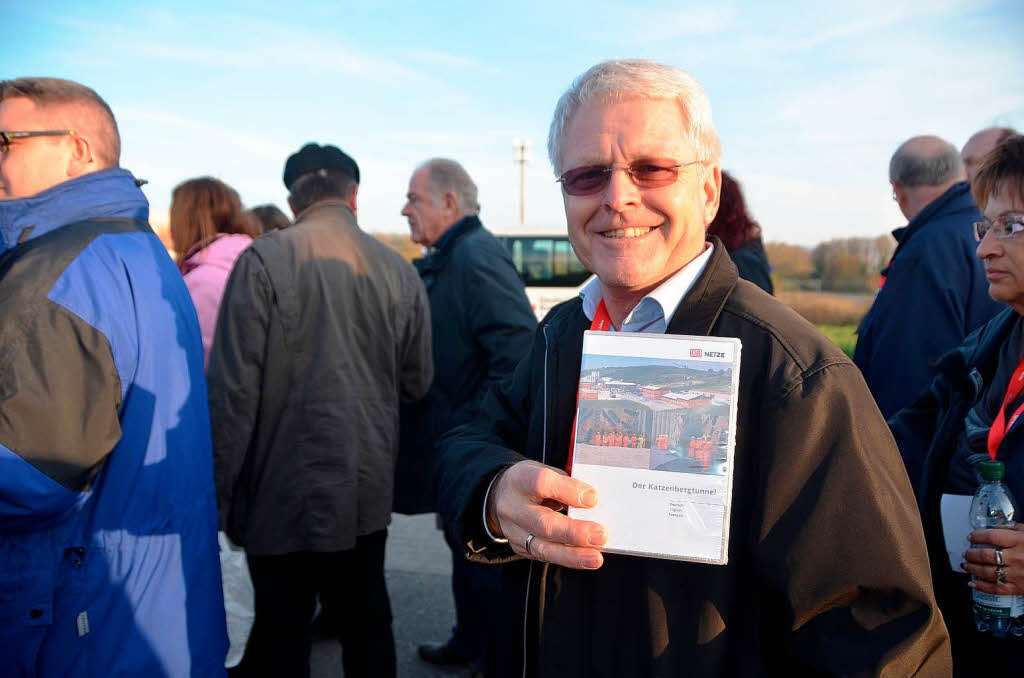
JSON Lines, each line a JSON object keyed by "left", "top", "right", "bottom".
{"left": 400, "top": 49, "right": 502, "bottom": 75}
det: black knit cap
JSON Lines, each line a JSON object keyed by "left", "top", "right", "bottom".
{"left": 283, "top": 143, "right": 360, "bottom": 189}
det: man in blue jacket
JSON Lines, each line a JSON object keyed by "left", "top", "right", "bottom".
{"left": 0, "top": 78, "right": 227, "bottom": 675}
{"left": 854, "top": 135, "right": 1003, "bottom": 421}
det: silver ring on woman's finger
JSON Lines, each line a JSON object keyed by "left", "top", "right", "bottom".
{"left": 995, "top": 548, "right": 1004, "bottom": 566}
{"left": 525, "top": 533, "right": 536, "bottom": 555}
{"left": 997, "top": 566, "right": 1008, "bottom": 585}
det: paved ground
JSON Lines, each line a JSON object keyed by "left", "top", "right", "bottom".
{"left": 311, "top": 513, "right": 472, "bottom": 677}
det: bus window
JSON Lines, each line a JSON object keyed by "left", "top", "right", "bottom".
{"left": 498, "top": 235, "right": 593, "bottom": 319}
{"left": 499, "top": 236, "right": 590, "bottom": 288}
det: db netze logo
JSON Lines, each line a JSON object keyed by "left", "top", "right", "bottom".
{"left": 690, "top": 348, "right": 702, "bottom": 358}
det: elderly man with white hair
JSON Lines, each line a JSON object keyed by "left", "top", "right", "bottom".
{"left": 434, "top": 60, "right": 952, "bottom": 677}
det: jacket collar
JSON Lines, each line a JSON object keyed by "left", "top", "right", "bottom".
{"left": 666, "top": 235, "right": 738, "bottom": 336}
{"left": 434, "top": 215, "right": 481, "bottom": 255}
{"left": 415, "top": 215, "right": 482, "bottom": 275}
{"left": 936, "top": 307, "right": 1020, "bottom": 399}
{"left": 0, "top": 168, "right": 149, "bottom": 255}
{"left": 893, "top": 181, "right": 974, "bottom": 246}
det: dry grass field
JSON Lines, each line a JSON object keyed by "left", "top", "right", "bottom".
{"left": 776, "top": 290, "right": 874, "bottom": 357}
{"left": 776, "top": 290, "right": 873, "bottom": 326}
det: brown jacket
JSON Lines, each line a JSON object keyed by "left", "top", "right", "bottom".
{"left": 208, "top": 200, "right": 432, "bottom": 555}
{"left": 436, "top": 239, "right": 951, "bottom": 677}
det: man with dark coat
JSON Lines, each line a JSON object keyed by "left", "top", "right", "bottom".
{"left": 854, "top": 135, "right": 1003, "bottom": 424}
{"left": 399, "top": 157, "right": 536, "bottom": 673}
{"left": 435, "top": 59, "right": 952, "bottom": 677}
{"left": 207, "top": 143, "right": 433, "bottom": 677}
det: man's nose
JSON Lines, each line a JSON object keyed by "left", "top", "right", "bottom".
{"left": 602, "top": 167, "right": 641, "bottom": 212}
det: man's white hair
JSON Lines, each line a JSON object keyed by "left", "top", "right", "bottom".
{"left": 419, "top": 157, "right": 481, "bottom": 216}
{"left": 547, "top": 59, "right": 722, "bottom": 175}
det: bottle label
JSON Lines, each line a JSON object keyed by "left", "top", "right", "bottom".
{"left": 973, "top": 590, "right": 1024, "bottom": 617}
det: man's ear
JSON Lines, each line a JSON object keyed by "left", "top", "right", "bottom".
{"left": 443, "top": 190, "right": 459, "bottom": 213}
{"left": 702, "top": 164, "right": 722, "bottom": 225}
{"left": 287, "top": 194, "right": 299, "bottom": 219}
{"left": 348, "top": 184, "right": 359, "bottom": 214}
{"left": 892, "top": 182, "right": 906, "bottom": 208}
{"left": 65, "top": 132, "right": 96, "bottom": 179}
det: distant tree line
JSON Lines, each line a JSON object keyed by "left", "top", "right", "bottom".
{"left": 766, "top": 235, "right": 895, "bottom": 293}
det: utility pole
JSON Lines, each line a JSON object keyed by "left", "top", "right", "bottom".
{"left": 513, "top": 138, "right": 530, "bottom": 226}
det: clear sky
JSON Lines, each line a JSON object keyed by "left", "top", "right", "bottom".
{"left": 9, "top": 0, "right": 1024, "bottom": 245}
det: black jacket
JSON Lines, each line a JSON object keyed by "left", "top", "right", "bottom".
{"left": 889, "top": 308, "right": 1023, "bottom": 673}
{"left": 437, "top": 240, "right": 950, "bottom": 677}
{"left": 395, "top": 215, "right": 536, "bottom": 514}
{"left": 208, "top": 200, "right": 433, "bottom": 555}
{"left": 854, "top": 182, "right": 1003, "bottom": 419}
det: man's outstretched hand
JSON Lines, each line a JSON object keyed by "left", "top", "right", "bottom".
{"left": 486, "top": 460, "right": 608, "bottom": 570}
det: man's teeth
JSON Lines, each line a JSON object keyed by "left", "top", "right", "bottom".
{"left": 602, "top": 227, "right": 652, "bottom": 238}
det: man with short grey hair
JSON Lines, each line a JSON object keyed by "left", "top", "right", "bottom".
{"left": 962, "top": 126, "right": 1018, "bottom": 182}
{"left": 434, "top": 60, "right": 950, "bottom": 677}
{"left": 855, "top": 135, "right": 1002, "bottom": 427}
{"left": 399, "top": 157, "right": 536, "bottom": 674}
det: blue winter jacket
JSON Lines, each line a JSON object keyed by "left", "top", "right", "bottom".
{"left": 0, "top": 169, "right": 228, "bottom": 676}
{"left": 854, "top": 182, "right": 1004, "bottom": 419}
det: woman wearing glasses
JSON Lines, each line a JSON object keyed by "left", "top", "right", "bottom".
{"left": 890, "top": 134, "right": 1024, "bottom": 673}
{"left": 170, "top": 176, "right": 259, "bottom": 365}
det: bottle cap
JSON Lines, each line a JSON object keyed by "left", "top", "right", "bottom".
{"left": 978, "top": 460, "right": 1005, "bottom": 481}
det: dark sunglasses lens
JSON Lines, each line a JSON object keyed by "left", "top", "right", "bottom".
{"left": 631, "top": 164, "right": 678, "bottom": 186}
{"left": 562, "top": 166, "right": 609, "bottom": 196}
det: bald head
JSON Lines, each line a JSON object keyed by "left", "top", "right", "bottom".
{"left": 889, "top": 136, "right": 965, "bottom": 221}
{"left": 0, "top": 77, "right": 120, "bottom": 168}
{"left": 889, "top": 136, "right": 964, "bottom": 187}
{"left": 962, "top": 127, "right": 1018, "bottom": 183}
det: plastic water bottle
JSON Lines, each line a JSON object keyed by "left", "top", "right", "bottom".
{"left": 969, "top": 459, "right": 1024, "bottom": 637}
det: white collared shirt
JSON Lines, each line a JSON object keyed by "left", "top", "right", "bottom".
{"left": 579, "top": 242, "right": 715, "bottom": 333}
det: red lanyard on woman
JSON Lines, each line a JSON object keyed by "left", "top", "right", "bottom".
{"left": 987, "top": 356, "right": 1024, "bottom": 460}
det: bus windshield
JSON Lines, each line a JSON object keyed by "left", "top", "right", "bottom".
{"left": 498, "top": 235, "right": 591, "bottom": 288}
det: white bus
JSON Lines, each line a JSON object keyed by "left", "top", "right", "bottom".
{"left": 497, "top": 235, "right": 593, "bottom": 320}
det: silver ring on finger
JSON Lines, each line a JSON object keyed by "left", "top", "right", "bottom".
{"left": 997, "top": 566, "right": 1008, "bottom": 585}
{"left": 995, "top": 548, "right": 1004, "bottom": 566}
{"left": 525, "top": 532, "right": 536, "bottom": 555}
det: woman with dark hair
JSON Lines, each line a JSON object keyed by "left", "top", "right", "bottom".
{"left": 170, "top": 176, "right": 259, "bottom": 364}
{"left": 708, "top": 171, "right": 774, "bottom": 294}
{"left": 249, "top": 203, "right": 291, "bottom": 232}
{"left": 890, "top": 135, "right": 1024, "bottom": 673}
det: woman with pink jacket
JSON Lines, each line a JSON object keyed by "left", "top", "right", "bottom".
{"left": 170, "top": 177, "right": 261, "bottom": 365}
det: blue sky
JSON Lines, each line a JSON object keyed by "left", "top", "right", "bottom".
{"left": 10, "top": 1, "right": 1024, "bottom": 245}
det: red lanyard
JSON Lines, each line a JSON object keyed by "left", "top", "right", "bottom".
{"left": 591, "top": 299, "right": 612, "bottom": 331}
{"left": 987, "top": 356, "right": 1024, "bottom": 460}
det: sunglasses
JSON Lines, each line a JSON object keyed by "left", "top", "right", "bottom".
{"left": 0, "top": 129, "right": 76, "bottom": 153}
{"left": 556, "top": 159, "right": 702, "bottom": 197}
{"left": 974, "top": 214, "right": 1024, "bottom": 241}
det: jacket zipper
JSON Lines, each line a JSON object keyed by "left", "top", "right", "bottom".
{"left": 521, "top": 321, "right": 552, "bottom": 678}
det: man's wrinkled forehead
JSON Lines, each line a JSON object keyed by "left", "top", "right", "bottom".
{"left": 561, "top": 97, "right": 692, "bottom": 165}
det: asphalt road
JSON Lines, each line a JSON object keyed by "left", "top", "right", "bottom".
{"left": 311, "top": 513, "right": 471, "bottom": 677}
